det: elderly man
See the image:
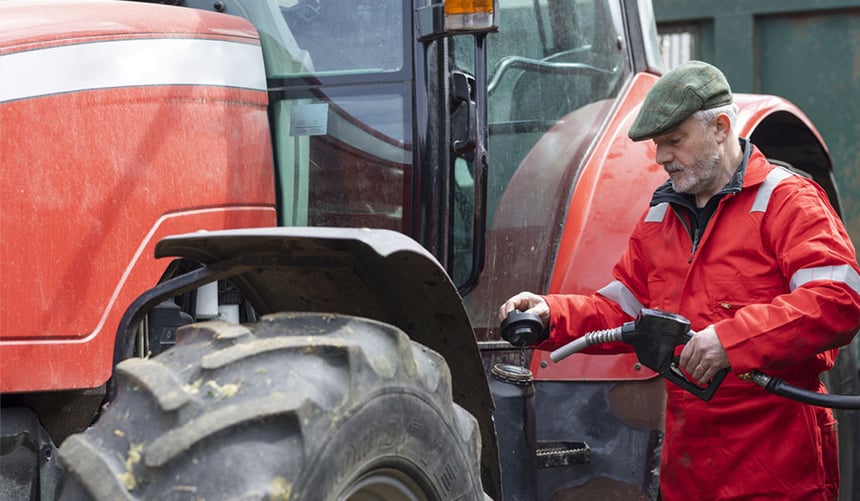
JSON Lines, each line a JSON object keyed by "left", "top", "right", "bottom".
{"left": 500, "top": 61, "right": 860, "bottom": 500}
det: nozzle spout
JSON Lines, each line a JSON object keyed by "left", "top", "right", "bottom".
{"left": 550, "top": 326, "right": 623, "bottom": 362}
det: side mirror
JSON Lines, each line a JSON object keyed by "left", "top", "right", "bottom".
{"left": 451, "top": 71, "right": 477, "bottom": 154}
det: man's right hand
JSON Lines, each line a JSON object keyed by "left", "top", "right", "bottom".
{"left": 498, "top": 291, "right": 550, "bottom": 328}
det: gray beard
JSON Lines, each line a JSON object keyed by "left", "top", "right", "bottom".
{"left": 669, "top": 151, "right": 721, "bottom": 195}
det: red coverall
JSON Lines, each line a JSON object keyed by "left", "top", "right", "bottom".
{"left": 537, "top": 142, "right": 860, "bottom": 500}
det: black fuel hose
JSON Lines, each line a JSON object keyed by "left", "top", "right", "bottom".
{"left": 513, "top": 309, "right": 860, "bottom": 409}
{"left": 741, "top": 370, "right": 860, "bottom": 410}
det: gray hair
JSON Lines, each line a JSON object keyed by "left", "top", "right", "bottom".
{"left": 693, "top": 103, "right": 738, "bottom": 136}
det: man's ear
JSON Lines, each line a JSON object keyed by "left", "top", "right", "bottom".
{"left": 713, "top": 113, "right": 732, "bottom": 142}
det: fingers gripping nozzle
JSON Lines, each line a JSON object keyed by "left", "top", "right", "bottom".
{"left": 552, "top": 308, "right": 728, "bottom": 401}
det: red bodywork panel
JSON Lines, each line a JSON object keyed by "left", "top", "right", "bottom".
{"left": 527, "top": 73, "right": 662, "bottom": 381}
{"left": 0, "top": 1, "right": 276, "bottom": 392}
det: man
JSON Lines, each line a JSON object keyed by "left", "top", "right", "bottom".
{"left": 499, "top": 61, "right": 860, "bottom": 500}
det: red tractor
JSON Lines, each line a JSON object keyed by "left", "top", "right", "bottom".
{"left": 2, "top": 0, "right": 856, "bottom": 499}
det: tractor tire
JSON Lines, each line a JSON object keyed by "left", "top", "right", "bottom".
{"left": 57, "top": 312, "right": 486, "bottom": 500}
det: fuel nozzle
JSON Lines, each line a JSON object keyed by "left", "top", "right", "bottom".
{"left": 619, "top": 309, "right": 691, "bottom": 374}
{"left": 552, "top": 308, "right": 727, "bottom": 401}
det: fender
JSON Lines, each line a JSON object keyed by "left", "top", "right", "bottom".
{"left": 144, "top": 226, "right": 502, "bottom": 494}
{"left": 733, "top": 93, "right": 839, "bottom": 214}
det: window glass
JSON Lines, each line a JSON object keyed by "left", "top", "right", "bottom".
{"left": 462, "top": 0, "right": 631, "bottom": 332}
{"left": 658, "top": 24, "right": 699, "bottom": 70}
{"left": 453, "top": 0, "right": 631, "bottom": 241}
{"left": 272, "top": 84, "right": 412, "bottom": 231}
{"left": 277, "top": 0, "right": 404, "bottom": 75}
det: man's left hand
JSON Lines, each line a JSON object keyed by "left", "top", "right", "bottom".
{"left": 679, "top": 325, "right": 731, "bottom": 385}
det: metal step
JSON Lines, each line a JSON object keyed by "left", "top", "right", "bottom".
{"left": 536, "top": 441, "right": 591, "bottom": 468}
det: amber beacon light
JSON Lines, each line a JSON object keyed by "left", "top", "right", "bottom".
{"left": 444, "top": 0, "right": 497, "bottom": 31}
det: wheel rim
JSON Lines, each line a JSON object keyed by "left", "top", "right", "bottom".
{"left": 340, "top": 468, "right": 431, "bottom": 501}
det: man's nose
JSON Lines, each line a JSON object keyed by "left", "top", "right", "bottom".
{"left": 655, "top": 146, "right": 672, "bottom": 165}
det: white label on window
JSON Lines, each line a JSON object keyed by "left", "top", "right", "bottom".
{"left": 290, "top": 103, "right": 329, "bottom": 136}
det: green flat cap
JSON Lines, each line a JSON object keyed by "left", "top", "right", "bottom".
{"left": 628, "top": 60, "right": 733, "bottom": 141}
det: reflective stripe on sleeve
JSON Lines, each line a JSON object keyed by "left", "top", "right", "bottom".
{"left": 0, "top": 38, "right": 266, "bottom": 103}
{"left": 790, "top": 265, "right": 860, "bottom": 296}
{"left": 751, "top": 167, "right": 793, "bottom": 213}
{"left": 597, "top": 280, "right": 644, "bottom": 318}
{"left": 645, "top": 202, "right": 669, "bottom": 223}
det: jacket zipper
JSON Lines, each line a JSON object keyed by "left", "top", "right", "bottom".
{"left": 689, "top": 227, "right": 701, "bottom": 264}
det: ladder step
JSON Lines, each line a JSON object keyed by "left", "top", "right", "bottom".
{"left": 536, "top": 441, "right": 591, "bottom": 468}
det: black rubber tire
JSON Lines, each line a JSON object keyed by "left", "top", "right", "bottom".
{"left": 57, "top": 312, "right": 485, "bottom": 500}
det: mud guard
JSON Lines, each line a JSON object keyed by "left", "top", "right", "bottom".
{"left": 154, "top": 226, "right": 502, "bottom": 498}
